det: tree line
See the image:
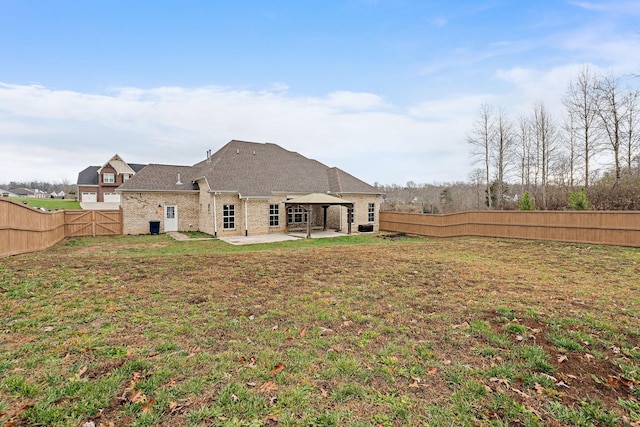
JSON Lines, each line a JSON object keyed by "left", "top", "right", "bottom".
{"left": 466, "top": 66, "right": 639, "bottom": 210}
{"left": 0, "top": 180, "right": 76, "bottom": 194}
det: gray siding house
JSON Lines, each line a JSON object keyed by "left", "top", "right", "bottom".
{"left": 117, "top": 140, "right": 381, "bottom": 236}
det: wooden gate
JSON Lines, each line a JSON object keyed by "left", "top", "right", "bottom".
{"left": 65, "top": 210, "right": 123, "bottom": 237}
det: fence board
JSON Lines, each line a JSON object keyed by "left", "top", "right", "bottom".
{"left": 380, "top": 210, "right": 640, "bottom": 247}
{"left": 1, "top": 199, "right": 123, "bottom": 257}
{"left": 0, "top": 199, "right": 66, "bottom": 257}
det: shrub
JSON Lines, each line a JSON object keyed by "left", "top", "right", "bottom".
{"left": 568, "top": 188, "right": 589, "bottom": 210}
{"left": 518, "top": 192, "right": 535, "bottom": 210}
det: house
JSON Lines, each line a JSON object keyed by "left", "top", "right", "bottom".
{"left": 117, "top": 140, "right": 382, "bottom": 236}
{"left": 77, "top": 154, "right": 146, "bottom": 204}
{"left": 9, "top": 188, "right": 47, "bottom": 198}
{"left": 0, "top": 188, "right": 18, "bottom": 197}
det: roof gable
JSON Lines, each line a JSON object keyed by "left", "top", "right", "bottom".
{"left": 98, "top": 154, "right": 136, "bottom": 175}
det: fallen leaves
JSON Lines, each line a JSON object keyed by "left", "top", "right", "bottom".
{"left": 168, "top": 400, "right": 188, "bottom": 414}
{"left": 0, "top": 404, "right": 34, "bottom": 427}
{"left": 140, "top": 397, "right": 155, "bottom": 414}
{"left": 259, "top": 381, "right": 278, "bottom": 393}
{"left": 269, "top": 362, "right": 286, "bottom": 377}
{"left": 187, "top": 346, "right": 201, "bottom": 358}
{"left": 117, "top": 371, "right": 154, "bottom": 413}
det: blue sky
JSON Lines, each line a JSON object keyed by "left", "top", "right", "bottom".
{"left": 1, "top": 0, "right": 639, "bottom": 185}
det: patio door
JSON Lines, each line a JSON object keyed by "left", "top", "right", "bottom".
{"left": 165, "top": 205, "right": 178, "bottom": 232}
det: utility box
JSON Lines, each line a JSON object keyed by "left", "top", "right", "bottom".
{"left": 149, "top": 220, "right": 160, "bottom": 235}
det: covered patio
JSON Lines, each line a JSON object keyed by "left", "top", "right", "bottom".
{"left": 284, "top": 193, "right": 354, "bottom": 238}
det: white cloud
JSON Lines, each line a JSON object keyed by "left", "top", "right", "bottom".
{"left": 432, "top": 17, "right": 447, "bottom": 27}
{"left": 569, "top": 0, "right": 640, "bottom": 15}
{"left": 0, "top": 83, "right": 477, "bottom": 185}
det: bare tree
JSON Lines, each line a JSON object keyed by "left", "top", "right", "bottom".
{"left": 467, "top": 104, "right": 495, "bottom": 208}
{"left": 492, "top": 108, "right": 515, "bottom": 208}
{"left": 622, "top": 89, "right": 640, "bottom": 172}
{"left": 515, "top": 115, "right": 534, "bottom": 192}
{"left": 531, "top": 101, "right": 558, "bottom": 209}
{"left": 468, "top": 168, "right": 484, "bottom": 210}
{"left": 561, "top": 116, "right": 579, "bottom": 189}
{"left": 593, "top": 74, "right": 636, "bottom": 186}
{"left": 562, "top": 65, "right": 601, "bottom": 188}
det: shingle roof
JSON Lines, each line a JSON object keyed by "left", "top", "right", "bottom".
{"left": 77, "top": 166, "right": 99, "bottom": 186}
{"left": 285, "top": 193, "right": 353, "bottom": 206}
{"left": 120, "top": 140, "right": 379, "bottom": 197}
{"left": 117, "top": 164, "right": 200, "bottom": 192}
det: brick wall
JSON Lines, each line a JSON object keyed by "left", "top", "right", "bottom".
{"left": 122, "top": 190, "right": 380, "bottom": 236}
{"left": 337, "top": 194, "right": 381, "bottom": 232}
{"left": 121, "top": 192, "right": 198, "bottom": 234}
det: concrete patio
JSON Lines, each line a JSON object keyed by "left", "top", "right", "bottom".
{"left": 219, "top": 230, "right": 349, "bottom": 245}
{"left": 166, "top": 229, "right": 353, "bottom": 245}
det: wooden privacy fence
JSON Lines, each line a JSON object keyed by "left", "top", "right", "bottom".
{"left": 0, "top": 199, "right": 123, "bottom": 257}
{"left": 380, "top": 210, "right": 640, "bottom": 247}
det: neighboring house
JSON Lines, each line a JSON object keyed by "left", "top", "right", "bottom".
{"left": 0, "top": 188, "right": 18, "bottom": 197}
{"left": 117, "top": 140, "right": 382, "bottom": 236}
{"left": 77, "top": 154, "right": 146, "bottom": 204}
{"left": 9, "top": 188, "right": 47, "bottom": 198}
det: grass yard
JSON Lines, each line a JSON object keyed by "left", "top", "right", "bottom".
{"left": 1, "top": 234, "right": 639, "bottom": 426}
{"left": 8, "top": 197, "right": 81, "bottom": 211}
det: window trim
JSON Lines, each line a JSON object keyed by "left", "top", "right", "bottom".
{"left": 223, "top": 204, "right": 235, "bottom": 229}
{"left": 103, "top": 173, "right": 115, "bottom": 184}
{"left": 269, "top": 204, "right": 279, "bottom": 227}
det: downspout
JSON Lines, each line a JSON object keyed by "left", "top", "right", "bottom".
{"left": 212, "top": 192, "right": 218, "bottom": 237}
{"left": 244, "top": 197, "right": 249, "bottom": 236}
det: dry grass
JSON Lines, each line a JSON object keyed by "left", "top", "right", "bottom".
{"left": 1, "top": 234, "right": 639, "bottom": 426}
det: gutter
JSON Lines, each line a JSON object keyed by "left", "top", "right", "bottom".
{"left": 213, "top": 192, "right": 218, "bottom": 237}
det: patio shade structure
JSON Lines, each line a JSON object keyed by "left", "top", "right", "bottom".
{"left": 285, "top": 193, "right": 354, "bottom": 238}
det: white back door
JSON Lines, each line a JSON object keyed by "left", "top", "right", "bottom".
{"left": 164, "top": 205, "right": 178, "bottom": 232}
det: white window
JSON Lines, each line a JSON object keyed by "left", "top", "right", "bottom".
{"left": 368, "top": 203, "right": 375, "bottom": 222}
{"left": 123, "top": 174, "right": 130, "bottom": 182}
{"left": 223, "top": 204, "right": 235, "bottom": 229}
{"left": 103, "top": 173, "right": 115, "bottom": 184}
{"left": 269, "top": 204, "right": 279, "bottom": 227}
{"left": 287, "top": 206, "right": 307, "bottom": 224}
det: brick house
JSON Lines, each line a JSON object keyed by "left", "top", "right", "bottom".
{"left": 77, "top": 154, "right": 146, "bottom": 203}
{"left": 117, "top": 140, "right": 382, "bottom": 236}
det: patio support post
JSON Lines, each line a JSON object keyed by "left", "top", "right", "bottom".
{"left": 322, "top": 205, "right": 328, "bottom": 231}
{"left": 347, "top": 205, "right": 352, "bottom": 235}
{"left": 306, "top": 204, "right": 312, "bottom": 238}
